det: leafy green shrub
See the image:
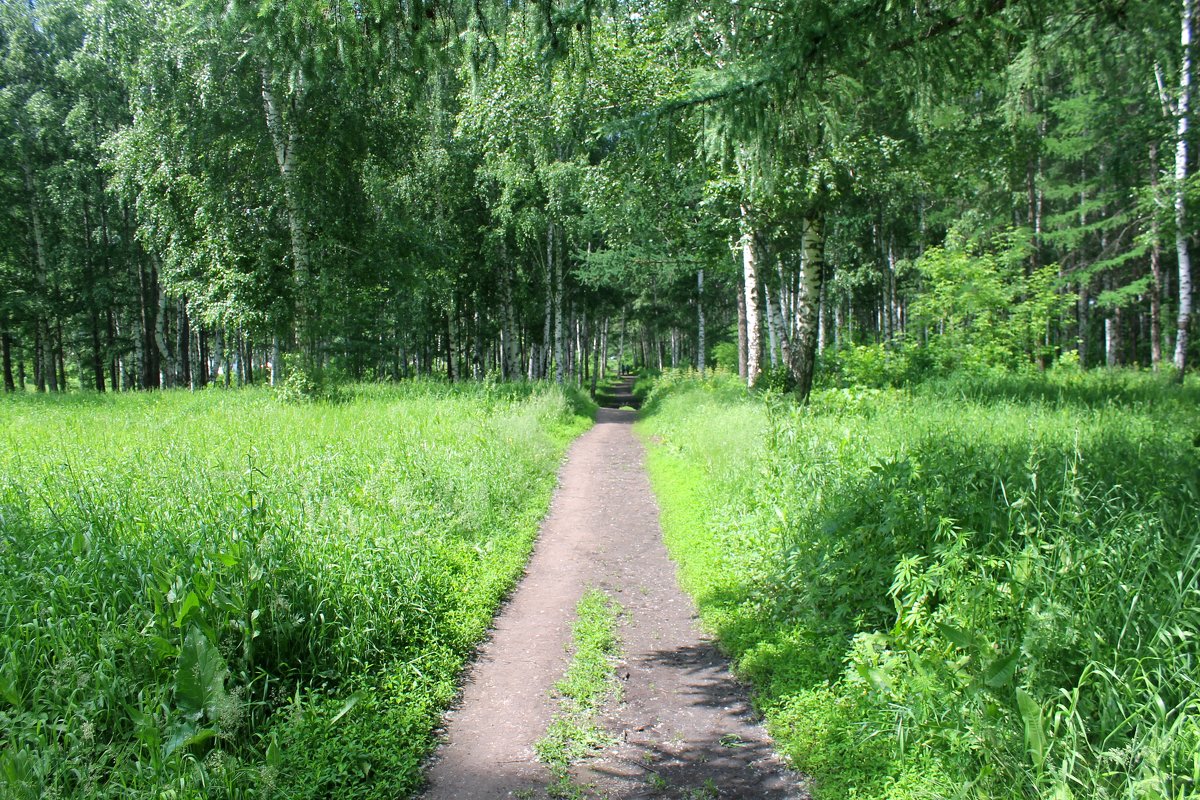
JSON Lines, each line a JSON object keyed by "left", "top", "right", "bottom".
{"left": 275, "top": 353, "right": 346, "bottom": 403}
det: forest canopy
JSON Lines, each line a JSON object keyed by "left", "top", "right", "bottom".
{"left": 0, "top": 0, "right": 1195, "bottom": 397}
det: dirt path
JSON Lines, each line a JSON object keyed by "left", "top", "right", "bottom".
{"left": 422, "top": 381, "right": 806, "bottom": 799}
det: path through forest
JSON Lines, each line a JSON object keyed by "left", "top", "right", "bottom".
{"left": 421, "top": 378, "right": 807, "bottom": 799}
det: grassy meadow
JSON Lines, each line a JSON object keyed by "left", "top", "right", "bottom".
{"left": 640, "top": 369, "right": 1200, "bottom": 799}
{"left": 0, "top": 382, "right": 592, "bottom": 799}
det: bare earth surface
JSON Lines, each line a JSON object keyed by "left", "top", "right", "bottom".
{"left": 421, "top": 379, "right": 808, "bottom": 800}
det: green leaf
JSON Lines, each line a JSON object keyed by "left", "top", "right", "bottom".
{"left": 175, "top": 591, "right": 201, "bottom": 629}
{"left": 983, "top": 651, "right": 1020, "bottom": 688}
{"left": 936, "top": 623, "right": 977, "bottom": 651}
{"left": 175, "top": 626, "right": 228, "bottom": 723}
{"left": 1016, "top": 688, "right": 1046, "bottom": 771}
{"left": 163, "top": 723, "right": 217, "bottom": 757}
{"left": 330, "top": 690, "right": 366, "bottom": 724}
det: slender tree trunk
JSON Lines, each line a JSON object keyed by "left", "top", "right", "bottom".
{"left": 697, "top": 268, "right": 706, "bottom": 377}
{"left": 1077, "top": 278, "right": 1090, "bottom": 367}
{"left": 735, "top": 260, "right": 749, "bottom": 380}
{"left": 600, "top": 317, "right": 609, "bottom": 380}
{"left": 34, "top": 327, "right": 44, "bottom": 392}
{"left": 22, "top": 160, "right": 56, "bottom": 393}
{"left": 262, "top": 67, "right": 312, "bottom": 352}
{"left": 90, "top": 310, "right": 105, "bottom": 391}
{"left": 785, "top": 210, "right": 826, "bottom": 401}
{"left": 179, "top": 297, "right": 193, "bottom": 389}
{"left": 552, "top": 222, "right": 565, "bottom": 384}
{"left": 1175, "top": 0, "right": 1195, "bottom": 373}
{"left": 741, "top": 208, "right": 762, "bottom": 386}
{"left": 501, "top": 258, "right": 519, "bottom": 380}
{"left": 590, "top": 322, "right": 600, "bottom": 396}
{"left": 447, "top": 291, "right": 460, "bottom": 382}
{"left": 198, "top": 325, "right": 210, "bottom": 388}
{"left": 55, "top": 320, "right": 66, "bottom": 392}
{"left": 765, "top": 285, "right": 779, "bottom": 368}
{"left": 1, "top": 326, "right": 14, "bottom": 392}
{"left": 1105, "top": 273, "right": 1121, "bottom": 367}
{"left": 618, "top": 308, "right": 627, "bottom": 374}
{"left": 155, "top": 284, "right": 176, "bottom": 388}
{"left": 106, "top": 309, "right": 119, "bottom": 391}
{"left": 139, "top": 257, "right": 160, "bottom": 389}
{"left": 1151, "top": 142, "right": 1165, "bottom": 369}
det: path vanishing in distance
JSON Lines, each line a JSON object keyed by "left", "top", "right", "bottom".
{"left": 421, "top": 377, "right": 809, "bottom": 800}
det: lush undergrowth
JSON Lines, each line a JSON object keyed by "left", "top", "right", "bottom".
{"left": 0, "top": 381, "right": 592, "bottom": 799}
{"left": 639, "top": 369, "right": 1200, "bottom": 799}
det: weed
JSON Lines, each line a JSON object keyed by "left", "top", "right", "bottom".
{"left": 535, "top": 589, "right": 623, "bottom": 793}
{"left": 0, "top": 381, "right": 591, "bottom": 799}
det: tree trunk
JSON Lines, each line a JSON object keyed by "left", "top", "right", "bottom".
{"left": 1077, "top": 278, "right": 1090, "bottom": 367}
{"left": 179, "top": 297, "right": 193, "bottom": 389}
{"left": 1151, "top": 142, "right": 1165, "bottom": 369}
{"left": 1175, "top": 0, "right": 1195, "bottom": 373}
{"left": 765, "top": 284, "right": 779, "bottom": 368}
{"left": 262, "top": 67, "right": 312, "bottom": 351}
{"left": 552, "top": 222, "right": 565, "bottom": 384}
{"left": 91, "top": 309, "right": 105, "bottom": 391}
{"left": 1, "top": 326, "right": 14, "bottom": 392}
{"left": 197, "top": 325, "right": 210, "bottom": 388}
{"left": 618, "top": 308, "right": 627, "bottom": 374}
{"left": 736, "top": 260, "right": 749, "bottom": 380}
{"left": 22, "top": 160, "right": 56, "bottom": 393}
{"left": 155, "top": 281, "right": 177, "bottom": 388}
{"left": 106, "top": 309, "right": 119, "bottom": 391}
{"left": 501, "top": 258, "right": 519, "bottom": 380}
{"left": 447, "top": 291, "right": 460, "bottom": 382}
{"left": 1105, "top": 273, "right": 1121, "bottom": 367}
{"left": 55, "top": 320, "right": 66, "bottom": 392}
{"left": 785, "top": 210, "right": 826, "bottom": 401}
{"left": 741, "top": 207, "right": 763, "bottom": 386}
{"left": 138, "top": 257, "right": 160, "bottom": 389}
{"left": 697, "top": 268, "right": 706, "bottom": 377}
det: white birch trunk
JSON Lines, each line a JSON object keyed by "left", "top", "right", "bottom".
{"left": 785, "top": 211, "right": 826, "bottom": 400}
{"left": 262, "top": 67, "right": 312, "bottom": 349}
{"left": 1175, "top": 0, "right": 1194, "bottom": 372}
{"left": 741, "top": 206, "right": 762, "bottom": 386}
{"left": 552, "top": 222, "right": 565, "bottom": 384}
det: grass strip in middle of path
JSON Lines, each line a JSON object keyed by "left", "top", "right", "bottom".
{"left": 534, "top": 588, "right": 624, "bottom": 799}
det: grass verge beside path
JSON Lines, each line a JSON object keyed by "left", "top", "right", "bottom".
{"left": 0, "top": 381, "right": 593, "bottom": 800}
{"left": 638, "top": 369, "right": 1200, "bottom": 800}
{"left": 535, "top": 588, "right": 623, "bottom": 799}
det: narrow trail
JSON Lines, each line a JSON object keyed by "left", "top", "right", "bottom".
{"left": 421, "top": 378, "right": 806, "bottom": 799}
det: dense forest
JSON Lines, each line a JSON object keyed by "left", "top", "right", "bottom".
{"left": 1, "top": 0, "right": 1195, "bottom": 396}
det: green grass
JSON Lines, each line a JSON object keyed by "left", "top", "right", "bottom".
{"left": 639, "top": 368, "right": 1200, "bottom": 799}
{"left": 0, "top": 380, "right": 592, "bottom": 799}
{"left": 535, "top": 588, "right": 623, "bottom": 797}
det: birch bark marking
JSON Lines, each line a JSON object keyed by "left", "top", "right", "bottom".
{"left": 1174, "top": 0, "right": 1194, "bottom": 373}
{"left": 262, "top": 67, "right": 312, "bottom": 349}
{"left": 1150, "top": 142, "right": 1165, "bottom": 369}
{"left": 552, "top": 221, "right": 565, "bottom": 384}
{"left": 741, "top": 205, "right": 762, "bottom": 386}
{"left": 787, "top": 211, "right": 825, "bottom": 401}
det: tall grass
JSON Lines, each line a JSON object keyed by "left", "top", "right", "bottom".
{"left": 640, "top": 369, "right": 1200, "bottom": 799}
{"left": 0, "top": 381, "right": 592, "bottom": 799}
